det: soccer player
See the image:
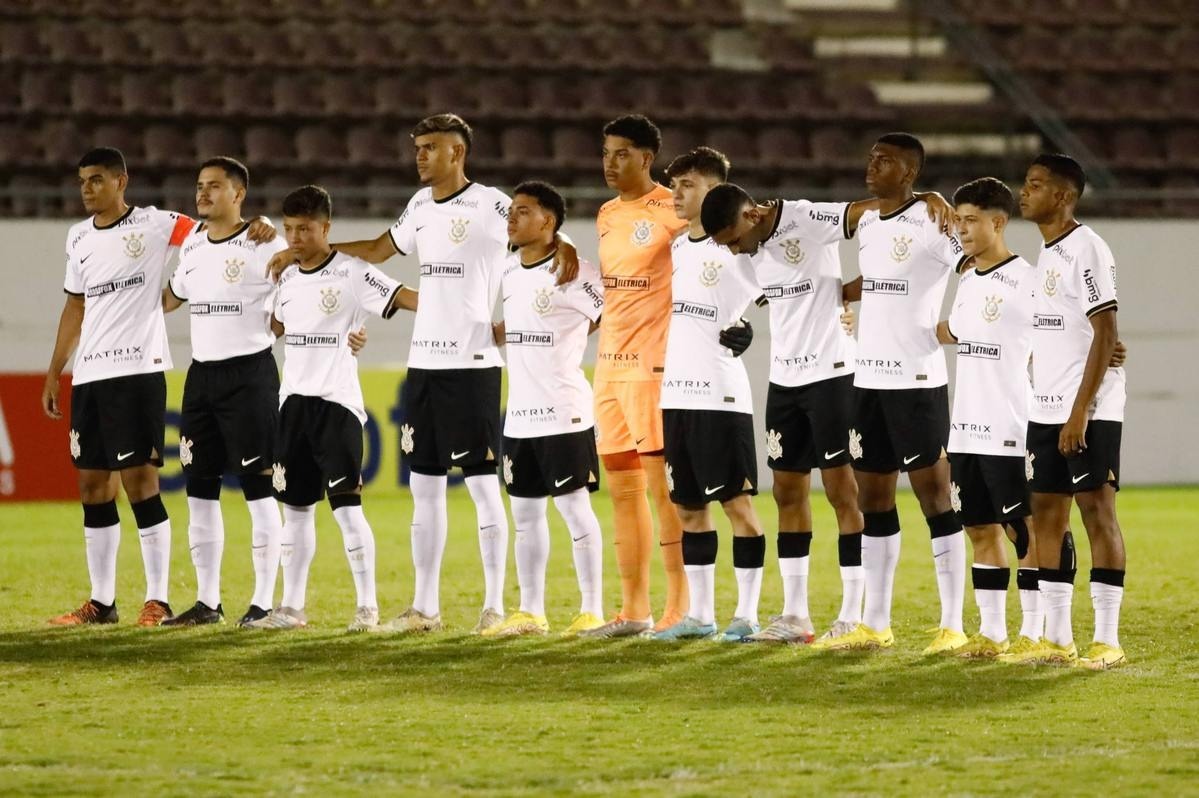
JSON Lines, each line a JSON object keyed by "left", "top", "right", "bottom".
{"left": 1010, "top": 154, "right": 1127, "bottom": 669}
{"left": 822, "top": 133, "right": 969, "bottom": 653}
{"left": 933, "top": 177, "right": 1038, "bottom": 658}
{"left": 649, "top": 148, "right": 763, "bottom": 642}
{"left": 582, "top": 115, "right": 691, "bottom": 638}
{"left": 268, "top": 114, "right": 575, "bottom": 634}
{"left": 248, "top": 185, "right": 416, "bottom": 631}
{"left": 482, "top": 181, "right": 606, "bottom": 637}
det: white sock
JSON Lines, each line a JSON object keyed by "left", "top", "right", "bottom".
{"left": 973, "top": 564, "right": 1007, "bottom": 642}
{"left": 1091, "top": 581, "right": 1124, "bottom": 648}
{"left": 280, "top": 504, "right": 317, "bottom": 610}
{"left": 932, "top": 530, "right": 966, "bottom": 633}
{"left": 187, "top": 497, "right": 224, "bottom": 609}
{"left": 84, "top": 523, "right": 120, "bottom": 606}
{"left": 333, "top": 502, "right": 377, "bottom": 609}
{"left": 1041, "top": 580, "right": 1074, "bottom": 647}
{"left": 246, "top": 497, "right": 283, "bottom": 611}
{"left": 138, "top": 519, "right": 171, "bottom": 604}
{"left": 409, "top": 472, "right": 448, "bottom": 617}
{"left": 863, "top": 532, "right": 901, "bottom": 631}
{"left": 733, "top": 564, "right": 763, "bottom": 626}
{"left": 553, "top": 489, "right": 603, "bottom": 617}
{"left": 510, "top": 496, "right": 549, "bottom": 617}
{"left": 465, "top": 473, "right": 509, "bottom": 614}
{"left": 839, "top": 565, "right": 865, "bottom": 625}
{"left": 1017, "top": 569, "right": 1044, "bottom": 641}
{"left": 685, "top": 563, "right": 716, "bottom": 625}
{"left": 778, "top": 555, "right": 810, "bottom": 620}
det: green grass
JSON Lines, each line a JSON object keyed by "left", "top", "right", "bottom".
{"left": 1, "top": 486, "right": 1197, "bottom": 796}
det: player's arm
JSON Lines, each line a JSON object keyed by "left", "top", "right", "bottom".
{"left": 42, "top": 294, "right": 84, "bottom": 419}
{"left": 335, "top": 231, "right": 399, "bottom": 265}
{"left": 492, "top": 320, "right": 506, "bottom": 346}
{"left": 162, "top": 286, "right": 184, "bottom": 313}
{"left": 913, "top": 191, "right": 953, "bottom": 233}
{"left": 1059, "top": 309, "right": 1118, "bottom": 456}
{"left": 270, "top": 316, "right": 284, "bottom": 337}
{"left": 246, "top": 216, "right": 276, "bottom": 243}
{"left": 588, "top": 318, "right": 601, "bottom": 335}
{"left": 842, "top": 276, "right": 862, "bottom": 303}
{"left": 388, "top": 285, "right": 418, "bottom": 314}
{"left": 551, "top": 233, "right": 579, "bottom": 286}
{"left": 935, "top": 320, "right": 957, "bottom": 345}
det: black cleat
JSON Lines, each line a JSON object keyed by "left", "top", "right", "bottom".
{"left": 49, "top": 599, "right": 119, "bottom": 626}
{"left": 237, "top": 605, "right": 271, "bottom": 627}
{"left": 160, "top": 601, "right": 224, "bottom": 627}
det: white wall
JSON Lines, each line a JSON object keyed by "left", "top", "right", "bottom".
{"left": 3, "top": 216, "right": 1194, "bottom": 485}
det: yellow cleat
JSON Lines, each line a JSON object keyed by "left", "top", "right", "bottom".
{"left": 1076, "top": 642, "right": 1126, "bottom": 670}
{"left": 956, "top": 633, "right": 1009, "bottom": 659}
{"left": 560, "top": 612, "right": 605, "bottom": 637}
{"left": 1037, "top": 639, "right": 1079, "bottom": 665}
{"left": 1005, "top": 635, "right": 1041, "bottom": 656}
{"left": 480, "top": 610, "right": 548, "bottom": 637}
{"left": 998, "top": 637, "right": 1050, "bottom": 664}
{"left": 810, "top": 623, "right": 894, "bottom": 651}
{"left": 922, "top": 627, "right": 969, "bottom": 656}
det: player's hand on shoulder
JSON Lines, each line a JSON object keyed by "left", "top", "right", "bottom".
{"left": 719, "top": 318, "right": 753, "bottom": 357}
{"left": 552, "top": 238, "right": 579, "bottom": 286}
{"left": 246, "top": 216, "right": 277, "bottom": 244}
{"left": 266, "top": 247, "right": 300, "bottom": 282}
{"left": 348, "top": 326, "right": 367, "bottom": 356}
{"left": 1110, "top": 339, "right": 1127, "bottom": 368}
{"left": 917, "top": 191, "right": 954, "bottom": 234}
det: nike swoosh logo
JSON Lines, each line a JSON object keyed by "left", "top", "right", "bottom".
{"left": 251, "top": 544, "right": 267, "bottom": 550}
{"left": 903, "top": 454, "right": 921, "bottom": 465}
{"left": 184, "top": 267, "right": 197, "bottom": 275}
{"left": 347, "top": 545, "right": 364, "bottom": 553}
{"left": 1002, "top": 502, "right": 1023, "bottom": 514}
{"left": 554, "top": 476, "right": 573, "bottom": 487}
{"left": 117, "top": 451, "right": 134, "bottom": 461}
{"left": 824, "top": 449, "right": 845, "bottom": 460}
{"left": 1072, "top": 473, "right": 1090, "bottom": 484}
{"left": 634, "top": 437, "right": 646, "bottom": 446}
{"left": 502, "top": 295, "right": 511, "bottom": 302}
{"left": 451, "top": 450, "right": 470, "bottom": 460}
{"left": 416, "top": 226, "right": 425, "bottom": 232}
{"left": 80, "top": 254, "right": 92, "bottom": 264}
{"left": 600, "top": 231, "right": 609, "bottom": 238}
{"left": 241, "top": 456, "right": 260, "bottom": 467}
{"left": 704, "top": 485, "right": 725, "bottom": 496}
{"left": 571, "top": 535, "right": 587, "bottom": 542}
{"left": 280, "top": 300, "right": 291, "bottom": 306}
{"left": 328, "top": 476, "right": 347, "bottom": 488}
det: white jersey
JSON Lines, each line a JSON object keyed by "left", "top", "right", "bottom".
{"left": 1030, "top": 224, "right": 1125, "bottom": 424}
{"left": 275, "top": 251, "right": 401, "bottom": 424}
{"left": 660, "top": 234, "right": 761, "bottom": 413}
{"left": 753, "top": 199, "right": 856, "bottom": 387}
{"left": 388, "top": 182, "right": 510, "bottom": 370}
{"left": 168, "top": 223, "right": 287, "bottom": 362}
{"left": 946, "top": 255, "right": 1037, "bottom": 455}
{"left": 64, "top": 206, "right": 194, "bottom": 385}
{"left": 501, "top": 252, "right": 604, "bottom": 438}
{"left": 854, "top": 198, "right": 965, "bottom": 389}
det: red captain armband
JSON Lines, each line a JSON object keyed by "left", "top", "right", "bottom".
{"left": 169, "top": 215, "right": 197, "bottom": 247}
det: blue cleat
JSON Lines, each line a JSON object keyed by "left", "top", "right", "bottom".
{"left": 652, "top": 616, "right": 718, "bottom": 640}
{"left": 719, "top": 617, "right": 760, "bottom": 642}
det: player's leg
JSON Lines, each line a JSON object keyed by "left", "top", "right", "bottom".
{"left": 545, "top": 430, "right": 604, "bottom": 634}
{"left": 331, "top": 489, "right": 378, "bottom": 632}
{"left": 238, "top": 471, "right": 281, "bottom": 626}
{"left": 711, "top": 410, "right": 764, "bottom": 642}
{"left": 490, "top": 436, "right": 551, "bottom": 636}
{"left": 722, "top": 494, "right": 765, "bottom": 641}
{"left": 961, "top": 523, "right": 1010, "bottom": 656}
{"left": 1014, "top": 479, "right": 1044, "bottom": 651}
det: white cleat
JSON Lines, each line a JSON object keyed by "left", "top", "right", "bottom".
{"left": 814, "top": 619, "right": 858, "bottom": 644}
{"left": 743, "top": 614, "right": 815, "bottom": 644}
{"left": 473, "top": 607, "right": 505, "bottom": 635}
{"left": 371, "top": 606, "right": 443, "bottom": 634}
{"left": 347, "top": 606, "right": 379, "bottom": 632}
{"left": 245, "top": 606, "right": 307, "bottom": 630}
{"left": 578, "top": 615, "right": 655, "bottom": 639}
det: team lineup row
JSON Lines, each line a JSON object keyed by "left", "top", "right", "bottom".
{"left": 42, "top": 112, "right": 1127, "bottom": 669}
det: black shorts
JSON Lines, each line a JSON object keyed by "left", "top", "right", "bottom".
{"left": 764, "top": 375, "right": 854, "bottom": 472}
{"left": 1027, "top": 420, "right": 1121, "bottom": 494}
{"left": 662, "top": 409, "right": 757, "bottom": 506}
{"left": 501, "top": 429, "right": 600, "bottom": 498}
{"left": 272, "top": 395, "right": 363, "bottom": 506}
{"left": 69, "top": 372, "right": 166, "bottom": 470}
{"left": 179, "top": 348, "right": 279, "bottom": 478}
{"left": 850, "top": 385, "right": 949, "bottom": 473}
{"left": 400, "top": 367, "right": 501, "bottom": 475}
{"left": 948, "top": 452, "right": 1031, "bottom": 527}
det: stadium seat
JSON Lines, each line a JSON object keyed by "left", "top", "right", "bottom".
{"left": 0, "top": 22, "right": 46, "bottom": 64}
{"left": 93, "top": 123, "right": 146, "bottom": 161}
{"left": 500, "top": 125, "right": 554, "bottom": 175}
{"left": 755, "top": 127, "right": 810, "bottom": 172}
{"left": 1110, "top": 126, "right": 1166, "bottom": 171}
{"left": 223, "top": 74, "right": 274, "bottom": 118}
{"left": 40, "top": 119, "right": 87, "bottom": 168}
{"left": 173, "top": 73, "right": 225, "bottom": 118}
{"left": 295, "top": 125, "right": 348, "bottom": 168}
{"left": 143, "top": 125, "right": 196, "bottom": 169}
{"left": 551, "top": 125, "right": 598, "bottom": 171}
{"left": 194, "top": 125, "right": 244, "bottom": 162}
{"left": 1007, "top": 27, "right": 1064, "bottom": 71}
{"left": 70, "top": 72, "right": 117, "bottom": 115}
{"left": 706, "top": 126, "right": 759, "bottom": 171}
{"left": 374, "top": 74, "right": 428, "bottom": 119}
{"left": 475, "top": 75, "right": 530, "bottom": 121}
{"left": 1165, "top": 126, "right": 1199, "bottom": 169}
{"left": 137, "top": 22, "right": 200, "bottom": 67}
{"left": 121, "top": 73, "right": 174, "bottom": 115}
{"left": 273, "top": 75, "right": 312, "bottom": 117}
{"left": 0, "top": 124, "right": 39, "bottom": 168}
{"left": 245, "top": 125, "right": 296, "bottom": 167}
{"left": 20, "top": 71, "right": 70, "bottom": 114}
{"left": 43, "top": 22, "right": 102, "bottom": 65}
{"left": 347, "top": 125, "right": 399, "bottom": 169}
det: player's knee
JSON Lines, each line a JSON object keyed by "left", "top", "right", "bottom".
{"left": 238, "top": 472, "right": 273, "bottom": 502}
{"left": 186, "top": 475, "right": 222, "bottom": 500}
{"left": 120, "top": 466, "right": 160, "bottom": 503}
{"left": 601, "top": 450, "right": 641, "bottom": 472}
{"left": 78, "top": 472, "right": 116, "bottom": 504}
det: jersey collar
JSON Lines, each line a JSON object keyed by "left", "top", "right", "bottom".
{"left": 1043, "top": 222, "right": 1083, "bottom": 249}
{"left": 433, "top": 181, "right": 474, "bottom": 204}
{"left": 878, "top": 196, "right": 920, "bottom": 221}
{"left": 520, "top": 250, "right": 556, "bottom": 269}
{"left": 765, "top": 200, "right": 784, "bottom": 239}
{"left": 973, "top": 253, "right": 1019, "bottom": 276}
{"left": 92, "top": 205, "right": 135, "bottom": 230}
{"left": 298, "top": 250, "right": 337, "bottom": 274}
{"left": 207, "top": 221, "right": 251, "bottom": 244}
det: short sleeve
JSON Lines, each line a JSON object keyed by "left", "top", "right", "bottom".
{"left": 388, "top": 195, "right": 419, "bottom": 256}
{"left": 794, "top": 201, "right": 851, "bottom": 245}
{"left": 167, "top": 265, "right": 188, "bottom": 301}
{"left": 63, "top": 238, "right": 84, "bottom": 296}
{"left": 153, "top": 209, "right": 195, "bottom": 248}
{"left": 729, "top": 256, "right": 761, "bottom": 317}
{"left": 1078, "top": 238, "right": 1118, "bottom": 317}
{"left": 486, "top": 189, "right": 512, "bottom": 244}
{"left": 927, "top": 223, "right": 966, "bottom": 271}
{"left": 353, "top": 262, "right": 402, "bottom": 320}
{"left": 562, "top": 259, "right": 605, "bottom": 322}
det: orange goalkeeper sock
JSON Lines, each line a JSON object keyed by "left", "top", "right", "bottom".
{"left": 607, "top": 467, "right": 653, "bottom": 620}
{"left": 642, "top": 454, "right": 688, "bottom": 622}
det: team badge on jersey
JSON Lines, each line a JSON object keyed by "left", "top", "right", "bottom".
{"left": 665, "top": 462, "right": 674, "bottom": 492}
{"left": 766, "top": 429, "right": 783, "bottom": 460}
{"left": 400, "top": 423, "right": 414, "bottom": 454}
{"left": 69, "top": 428, "right": 81, "bottom": 460}
{"left": 319, "top": 287, "right": 341, "bottom": 315}
{"left": 631, "top": 219, "right": 654, "bottom": 248}
{"left": 1043, "top": 268, "right": 1060, "bottom": 296}
{"left": 699, "top": 261, "right": 722, "bottom": 287}
{"left": 272, "top": 462, "right": 287, "bottom": 492}
{"left": 890, "top": 235, "right": 912, "bottom": 263}
{"left": 782, "top": 239, "right": 805, "bottom": 265}
{"left": 532, "top": 287, "right": 554, "bottom": 315}
{"left": 223, "top": 258, "right": 244, "bottom": 284}
{"left": 449, "top": 218, "right": 469, "bottom": 244}
{"left": 950, "top": 481, "right": 961, "bottom": 513}
{"left": 1025, "top": 451, "right": 1035, "bottom": 481}
{"left": 123, "top": 232, "right": 145, "bottom": 258}
{"left": 178, "top": 436, "right": 194, "bottom": 467}
{"left": 848, "top": 428, "right": 863, "bottom": 460}
{"left": 502, "top": 455, "right": 514, "bottom": 485}
{"left": 982, "top": 295, "right": 1003, "bottom": 322}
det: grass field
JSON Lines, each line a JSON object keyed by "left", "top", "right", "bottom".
{"left": 1, "top": 486, "right": 1196, "bottom": 796}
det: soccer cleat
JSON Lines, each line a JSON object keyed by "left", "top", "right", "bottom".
{"left": 347, "top": 606, "right": 379, "bottom": 632}
{"left": 473, "top": 608, "right": 504, "bottom": 635}
{"left": 810, "top": 623, "right": 894, "bottom": 651}
{"left": 813, "top": 619, "right": 858, "bottom": 645}
{"left": 237, "top": 605, "right": 271, "bottom": 627}
{"left": 652, "top": 616, "right": 717, "bottom": 640}
{"left": 560, "top": 612, "right": 605, "bottom": 637}
{"left": 481, "top": 611, "right": 549, "bottom": 637}
{"left": 245, "top": 606, "right": 307, "bottom": 630}
{"left": 719, "top": 617, "right": 760, "bottom": 642}
{"left": 1036, "top": 639, "right": 1079, "bottom": 665}
{"left": 579, "top": 614, "right": 654, "bottom": 639}
{"left": 998, "top": 637, "right": 1051, "bottom": 665}
{"left": 372, "top": 606, "right": 443, "bottom": 634}
{"left": 956, "top": 633, "right": 1010, "bottom": 659}
{"left": 743, "top": 614, "right": 815, "bottom": 644}
{"left": 136, "top": 600, "right": 173, "bottom": 627}
{"left": 653, "top": 608, "right": 685, "bottom": 633}
{"left": 160, "top": 601, "right": 224, "bottom": 627}
{"left": 923, "top": 627, "right": 970, "bottom": 656}
{"left": 48, "top": 599, "right": 118, "bottom": 626}
{"left": 1076, "top": 642, "right": 1125, "bottom": 670}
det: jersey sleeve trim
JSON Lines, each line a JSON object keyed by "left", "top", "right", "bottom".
{"left": 168, "top": 282, "right": 187, "bottom": 302}
{"left": 387, "top": 226, "right": 407, "bottom": 256}
{"left": 381, "top": 284, "right": 402, "bottom": 320}
{"left": 841, "top": 202, "right": 854, "bottom": 239}
{"left": 169, "top": 216, "right": 196, "bottom": 247}
{"left": 63, "top": 288, "right": 84, "bottom": 297}
{"left": 945, "top": 321, "right": 959, "bottom": 342}
{"left": 754, "top": 294, "right": 768, "bottom": 307}
{"left": 1086, "top": 299, "right": 1118, "bottom": 318}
